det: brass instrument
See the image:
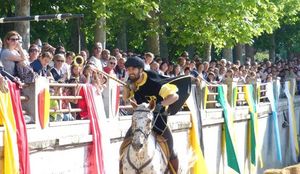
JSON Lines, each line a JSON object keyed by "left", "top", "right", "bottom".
{"left": 73, "top": 55, "right": 84, "bottom": 66}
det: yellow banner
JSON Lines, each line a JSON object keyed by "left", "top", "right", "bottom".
{"left": 0, "top": 89, "right": 19, "bottom": 174}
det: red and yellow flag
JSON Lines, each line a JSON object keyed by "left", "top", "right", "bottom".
{"left": 8, "top": 82, "right": 30, "bottom": 174}
{"left": 0, "top": 83, "right": 19, "bottom": 174}
{"left": 36, "top": 77, "right": 50, "bottom": 129}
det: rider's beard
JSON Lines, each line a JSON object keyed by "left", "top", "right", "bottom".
{"left": 129, "top": 70, "right": 142, "bottom": 83}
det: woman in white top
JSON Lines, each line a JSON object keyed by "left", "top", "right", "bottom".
{"left": 0, "top": 31, "right": 26, "bottom": 76}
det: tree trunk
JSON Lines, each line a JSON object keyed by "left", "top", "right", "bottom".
{"left": 245, "top": 44, "right": 255, "bottom": 62}
{"left": 146, "top": 32, "right": 160, "bottom": 56}
{"left": 204, "top": 43, "right": 212, "bottom": 62}
{"left": 15, "top": 0, "right": 30, "bottom": 49}
{"left": 69, "top": 19, "right": 82, "bottom": 53}
{"left": 159, "top": 32, "right": 169, "bottom": 60}
{"left": 187, "top": 46, "right": 196, "bottom": 59}
{"left": 159, "top": 16, "right": 169, "bottom": 60}
{"left": 145, "top": 11, "right": 160, "bottom": 56}
{"left": 233, "top": 43, "right": 244, "bottom": 64}
{"left": 117, "top": 23, "right": 127, "bottom": 52}
{"left": 95, "top": 17, "right": 106, "bottom": 49}
{"left": 269, "top": 34, "right": 276, "bottom": 62}
{"left": 222, "top": 47, "right": 233, "bottom": 62}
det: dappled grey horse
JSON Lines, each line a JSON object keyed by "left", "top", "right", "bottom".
{"left": 120, "top": 101, "right": 169, "bottom": 174}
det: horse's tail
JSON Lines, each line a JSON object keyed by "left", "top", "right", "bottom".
{"left": 178, "top": 147, "right": 197, "bottom": 174}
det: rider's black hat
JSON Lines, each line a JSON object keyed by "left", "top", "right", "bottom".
{"left": 125, "top": 56, "right": 145, "bottom": 69}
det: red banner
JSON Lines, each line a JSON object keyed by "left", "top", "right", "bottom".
{"left": 83, "top": 84, "right": 105, "bottom": 174}
{"left": 8, "top": 82, "right": 30, "bottom": 174}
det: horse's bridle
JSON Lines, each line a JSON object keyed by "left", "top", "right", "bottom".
{"left": 127, "top": 145, "right": 155, "bottom": 174}
{"left": 129, "top": 109, "right": 155, "bottom": 173}
{"left": 132, "top": 109, "right": 153, "bottom": 139}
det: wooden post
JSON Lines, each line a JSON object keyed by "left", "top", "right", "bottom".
{"left": 225, "top": 78, "right": 238, "bottom": 108}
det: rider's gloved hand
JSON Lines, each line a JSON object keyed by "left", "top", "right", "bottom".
{"left": 154, "top": 102, "right": 169, "bottom": 116}
{"left": 154, "top": 102, "right": 163, "bottom": 113}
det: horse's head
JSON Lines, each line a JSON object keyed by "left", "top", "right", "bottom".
{"left": 130, "top": 100, "right": 156, "bottom": 151}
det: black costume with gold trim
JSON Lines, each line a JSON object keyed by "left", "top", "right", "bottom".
{"left": 123, "top": 70, "right": 191, "bottom": 173}
{"left": 129, "top": 70, "right": 191, "bottom": 133}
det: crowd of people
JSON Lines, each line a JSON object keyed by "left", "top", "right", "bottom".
{"left": 1, "top": 30, "right": 300, "bottom": 121}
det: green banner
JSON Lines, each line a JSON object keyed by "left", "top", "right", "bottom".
{"left": 216, "top": 85, "right": 240, "bottom": 173}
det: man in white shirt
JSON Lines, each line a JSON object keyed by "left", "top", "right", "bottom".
{"left": 144, "top": 52, "right": 154, "bottom": 70}
{"left": 88, "top": 42, "right": 103, "bottom": 71}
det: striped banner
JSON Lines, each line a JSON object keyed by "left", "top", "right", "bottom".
{"left": 203, "top": 86, "right": 208, "bottom": 109}
{"left": 8, "top": 82, "right": 30, "bottom": 174}
{"left": 0, "top": 82, "right": 19, "bottom": 174}
{"left": 186, "top": 86, "right": 208, "bottom": 174}
{"left": 244, "top": 85, "right": 262, "bottom": 172}
{"left": 36, "top": 77, "right": 50, "bottom": 129}
{"left": 82, "top": 84, "right": 105, "bottom": 174}
{"left": 216, "top": 85, "right": 240, "bottom": 173}
{"left": 284, "top": 80, "right": 299, "bottom": 162}
{"left": 266, "top": 81, "right": 282, "bottom": 162}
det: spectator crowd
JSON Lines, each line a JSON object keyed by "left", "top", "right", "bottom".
{"left": 1, "top": 30, "right": 300, "bottom": 121}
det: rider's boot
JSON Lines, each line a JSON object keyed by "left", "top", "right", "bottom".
{"left": 169, "top": 157, "right": 179, "bottom": 174}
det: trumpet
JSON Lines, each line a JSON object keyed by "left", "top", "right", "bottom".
{"left": 73, "top": 55, "right": 85, "bottom": 66}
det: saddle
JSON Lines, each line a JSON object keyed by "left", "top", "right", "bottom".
{"left": 119, "top": 134, "right": 175, "bottom": 174}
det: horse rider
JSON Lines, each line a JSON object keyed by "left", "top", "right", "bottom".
{"left": 122, "top": 56, "right": 180, "bottom": 173}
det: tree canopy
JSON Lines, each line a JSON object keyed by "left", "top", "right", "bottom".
{"left": 1, "top": 0, "right": 300, "bottom": 59}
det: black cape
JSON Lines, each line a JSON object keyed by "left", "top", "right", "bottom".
{"left": 161, "top": 75, "right": 192, "bottom": 115}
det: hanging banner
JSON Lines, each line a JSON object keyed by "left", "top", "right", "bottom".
{"left": 284, "top": 80, "right": 299, "bottom": 162}
{"left": 216, "top": 85, "right": 241, "bottom": 174}
{"left": 0, "top": 83, "right": 19, "bottom": 174}
{"left": 8, "top": 82, "right": 30, "bottom": 174}
{"left": 82, "top": 84, "right": 105, "bottom": 174}
{"left": 266, "top": 81, "right": 282, "bottom": 162}
{"left": 36, "top": 77, "right": 50, "bottom": 129}
{"left": 186, "top": 86, "right": 208, "bottom": 174}
{"left": 244, "top": 85, "right": 259, "bottom": 172}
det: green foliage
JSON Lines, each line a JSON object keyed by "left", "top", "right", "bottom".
{"left": 160, "top": 0, "right": 285, "bottom": 49}
{"left": 1, "top": 0, "right": 300, "bottom": 58}
{"left": 254, "top": 0, "right": 300, "bottom": 59}
{"left": 255, "top": 51, "right": 269, "bottom": 62}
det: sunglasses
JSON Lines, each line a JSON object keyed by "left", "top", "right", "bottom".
{"left": 110, "top": 62, "right": 116, "bottom": 65}
{"left": 9, "top": 38, "right": 19, "bottom": 42}
{"left": 56, "top": 60, "right": 64, "bottom": 63}
{"left": 29, "top": 49, "right": 38, "bottom": 53}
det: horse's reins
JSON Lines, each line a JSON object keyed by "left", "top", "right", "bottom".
{"left": 128, "top": 109, "right": 156, "bottom": 173}
{"left": 132, "top": 109, "right": 156, "bottom": 136}
{"left": 127, "top": 145, "right": 155, "bottom": 174}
